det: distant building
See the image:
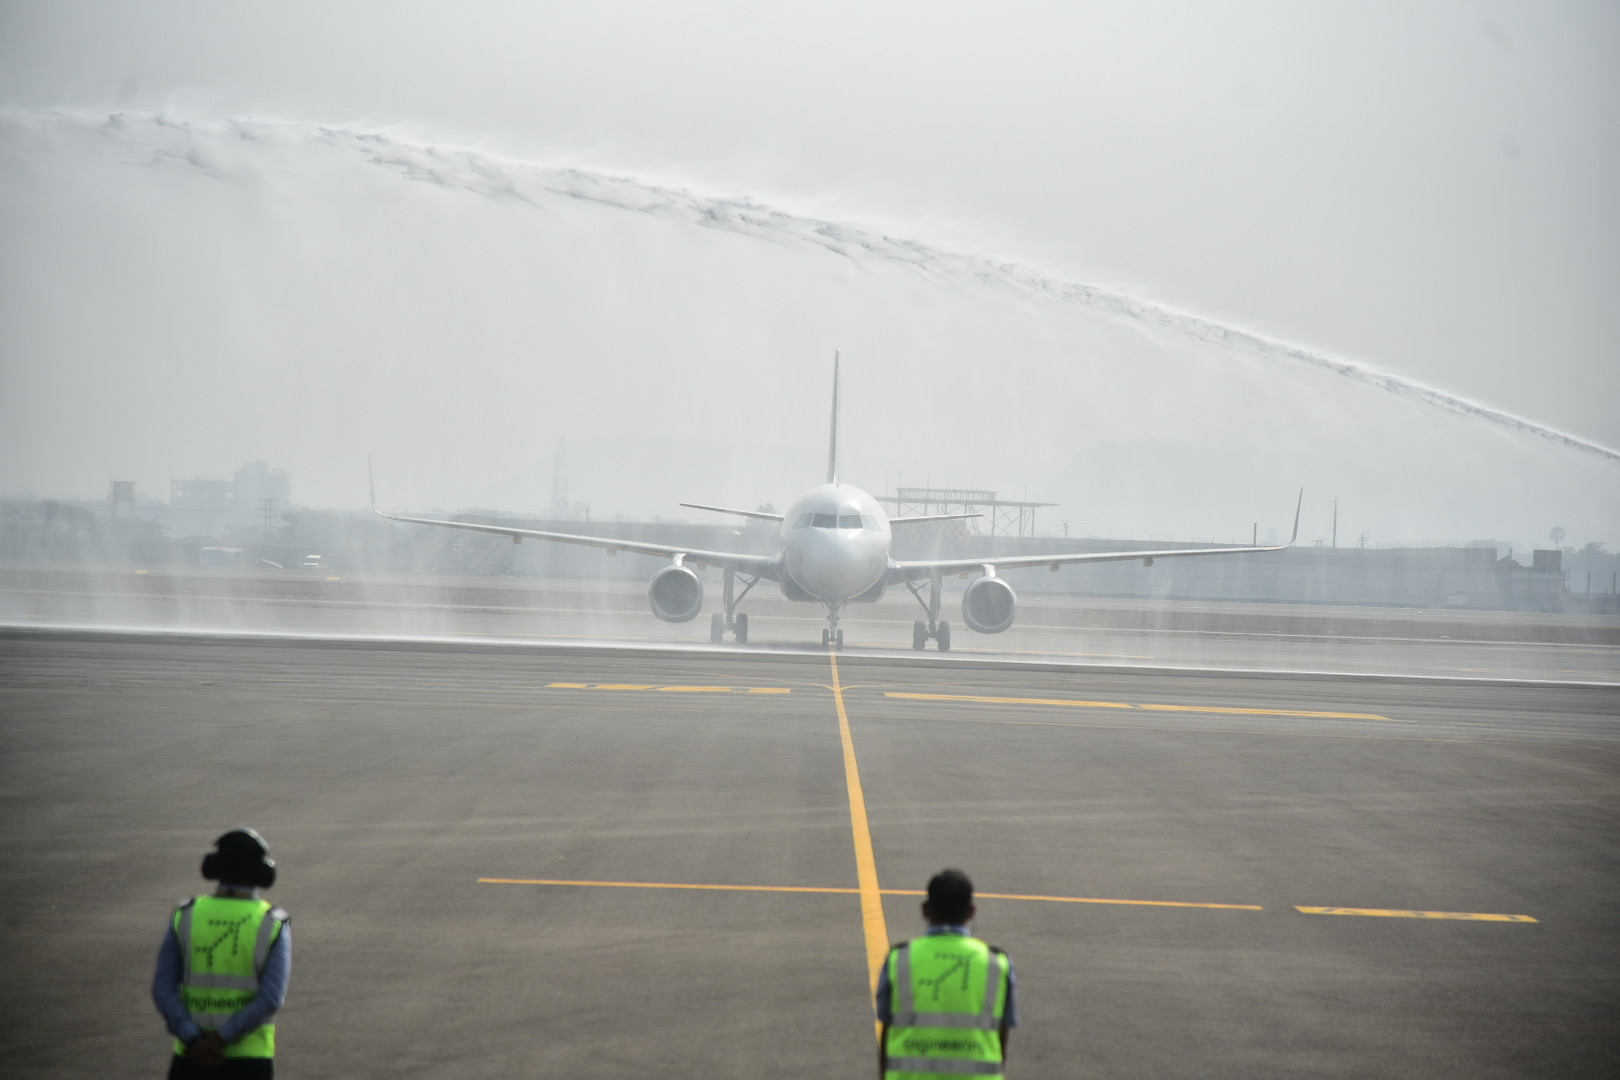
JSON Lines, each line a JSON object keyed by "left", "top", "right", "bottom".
{"left": 232, "top": 461, "right": 292, "bottom": 529}
{"left": 162, "top": 462, "right": 293, "bottom": 538}
{"left": 169, "top": 478, "right": 234, "bottom": 536}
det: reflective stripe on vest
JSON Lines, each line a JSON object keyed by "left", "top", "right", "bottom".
{"left": 885, "top": 937, "right": 1007, "bottom": 1080}
{"left": 885, "top": 1058, "right": 1005, "bottom": 1076}
{"left": 172, "top": 896, "right": 284, "bottom": 1058}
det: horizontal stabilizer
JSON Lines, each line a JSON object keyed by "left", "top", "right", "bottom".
{"left": 889, "top": 513, "right": 983, "bottom": 526}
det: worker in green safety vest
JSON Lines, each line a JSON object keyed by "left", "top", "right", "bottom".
{"left": 152, "top": 828, "right": 291, "bottom": 1079}
{"left": 876, "top": 869, "right": 1018, "bottom": 1079}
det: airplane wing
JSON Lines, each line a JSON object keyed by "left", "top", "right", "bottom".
{"left": 371, "top": 470, "right": 777, "bottom": 577}
{"left": 678, "top": 502, "right": 785, "bottom": 522}
{"left": 892, "top": 491, "right": 1301, "bottom": 581}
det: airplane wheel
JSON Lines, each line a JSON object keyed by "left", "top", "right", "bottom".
{"left": 835, "top": 629, "right": 844, "bottom": 648}
{"left": 710, "top": 613, "right": 724, "bottom": 643}
{"left": 937, "top": 621, "right": 951, "bottom": 652}
{"left": 912, "top": 620, "right": 927, "bottom": 650}
{"left": 734, "top": 612, "right": 749, "bottom": 645}
{"left": 821, "top": 628, "right": 831, "bottom": 648}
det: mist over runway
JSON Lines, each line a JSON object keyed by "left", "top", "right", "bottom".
{"left": 4, "top": 564, "right": 1617, "bottom": 683}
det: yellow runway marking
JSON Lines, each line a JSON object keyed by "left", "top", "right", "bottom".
{"left": 885, "top": 692, "right": 1398, "bottom": 722}
{"left": 542, "top": 682, "right": 792, "bottom": 694}
{"left": 480, "top": 878, "right": 858, "bottom": 895}
{"left": 891, "top": 693, "right": 1133, "bottom": 710}
{"left": 478, "top": 880, "right": 1539, "bottom": 922}
{"left": 976, "top": 891, "right": 1260, "bottom": 910}
{"left": 478, "top": 878, "right": 1258, "bottom": 911}
{"left": 831, "top": 653, "right": 890, "bottom": 1003}
{"left": 1298, "top": 906, "right": 1538, "bottom": 922}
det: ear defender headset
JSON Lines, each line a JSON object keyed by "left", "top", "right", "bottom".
{"left": 201, "top": 827, "right": 277, "bottom": 889}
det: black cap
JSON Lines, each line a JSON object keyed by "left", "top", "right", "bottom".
{"left": 202, "top": 827, "right": 276, "bottom": 888}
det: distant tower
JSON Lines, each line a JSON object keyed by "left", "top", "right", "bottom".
{"left": 550, "top": 440, "right": 568, "bottom": 516}
{"left": 108, "top": 480, "right": 136, "bottom": 519}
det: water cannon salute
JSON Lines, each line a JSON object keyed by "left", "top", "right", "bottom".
{"left": 3, "top": 7, "right": 1618, "bottom": 1078}
{"left": 371, "top": 352, "right": 1302, "bottom": 649}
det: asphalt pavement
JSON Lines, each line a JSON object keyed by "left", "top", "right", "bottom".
{"left": 1, "top": 631, "right": 1617, "bottom": 1078}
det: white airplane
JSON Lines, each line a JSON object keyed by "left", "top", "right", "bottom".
{"left": 372, "top": 354, "right": 1299, "bottom": 650}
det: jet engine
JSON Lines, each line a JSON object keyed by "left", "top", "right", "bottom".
{"left": 961, "top": 575, "right": 1017, "bottom": 634}
{"left": 648, "top": 564, "right": 704, "bottom": 623}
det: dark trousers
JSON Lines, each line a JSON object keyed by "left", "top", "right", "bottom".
{"left": 167, "top": 1057, "right": 273, "bottom": 1079}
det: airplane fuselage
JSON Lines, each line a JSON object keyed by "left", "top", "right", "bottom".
{"left": 779, "top": 483, "right": 893, "bottom": 602}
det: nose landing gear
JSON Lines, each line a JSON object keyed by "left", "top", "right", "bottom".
{"left": 821, "top": 601, "right": 845, "bottom": 649}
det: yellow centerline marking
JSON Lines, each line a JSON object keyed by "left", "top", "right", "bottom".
{"left": 832, "top": 652, "right": 890, "bottom": 1002}
{"left": 1297, "top": 906, "right": 1538, "bottom": 922}
{"left": 884, "top": 692, "right": 1398, "bottom": 722}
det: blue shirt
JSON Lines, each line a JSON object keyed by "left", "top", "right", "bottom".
{"left": 151, "top": 892, "right": 292, "bottom": 1047}
{"left": 875, "top": 924, "right": 1018, "bottom": 1027}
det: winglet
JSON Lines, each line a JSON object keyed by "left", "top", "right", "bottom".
{"left": 368, "top": 457, "right": 379, "bottom": 514}
{"left": 1288, "top": 488, "right": 1303, "bottom": 545}
{"left": 826, "top": 349, "right": 840, "bottom": 485}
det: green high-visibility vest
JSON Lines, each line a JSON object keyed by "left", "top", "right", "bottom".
{"left": 884, "top": 935, "right": 1009, "bottom": 1079}
{"left": 170, "top": 895, "right": 287, "bottom": 1059}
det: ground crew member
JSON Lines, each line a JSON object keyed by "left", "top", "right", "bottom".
{"left": 875, "top": 869, "right": 1017, "bottom": 1079}
{"left": 151, "top": 828, "right": 291, "bottom": 1078}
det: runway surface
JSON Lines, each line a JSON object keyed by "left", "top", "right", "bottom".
{"left": 2, "top": 629, "right": 1617, "bottom": 1078}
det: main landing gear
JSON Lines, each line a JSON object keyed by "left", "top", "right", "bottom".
{"left": 905, "top": 573, "right": 951, "bottom": 652}
{"left": 710, "top": 569, "right": 757, "bottom": 645}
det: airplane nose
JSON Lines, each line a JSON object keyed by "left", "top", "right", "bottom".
{"left": 788, "top": 531, "right": 879, "bottom": 599}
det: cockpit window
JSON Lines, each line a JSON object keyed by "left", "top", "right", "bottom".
{"left": 861, "top": 515, "right": 879, "bottom": 532}
{"left": 838, "top": 514, "right": 862, "bottom": 529}
{"left": 813, "top": 513, "right": 838, "bottom": 528}
{"left": 794, "top": 513, "right": 814, "bottom": 529}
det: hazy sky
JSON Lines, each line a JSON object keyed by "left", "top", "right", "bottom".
{"left": 1, "top": 1, "right": 1616, "bottom": 545}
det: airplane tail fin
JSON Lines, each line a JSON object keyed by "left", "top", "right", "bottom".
{"left": 826, "top": 350, "right": 840, "bottom": 485}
